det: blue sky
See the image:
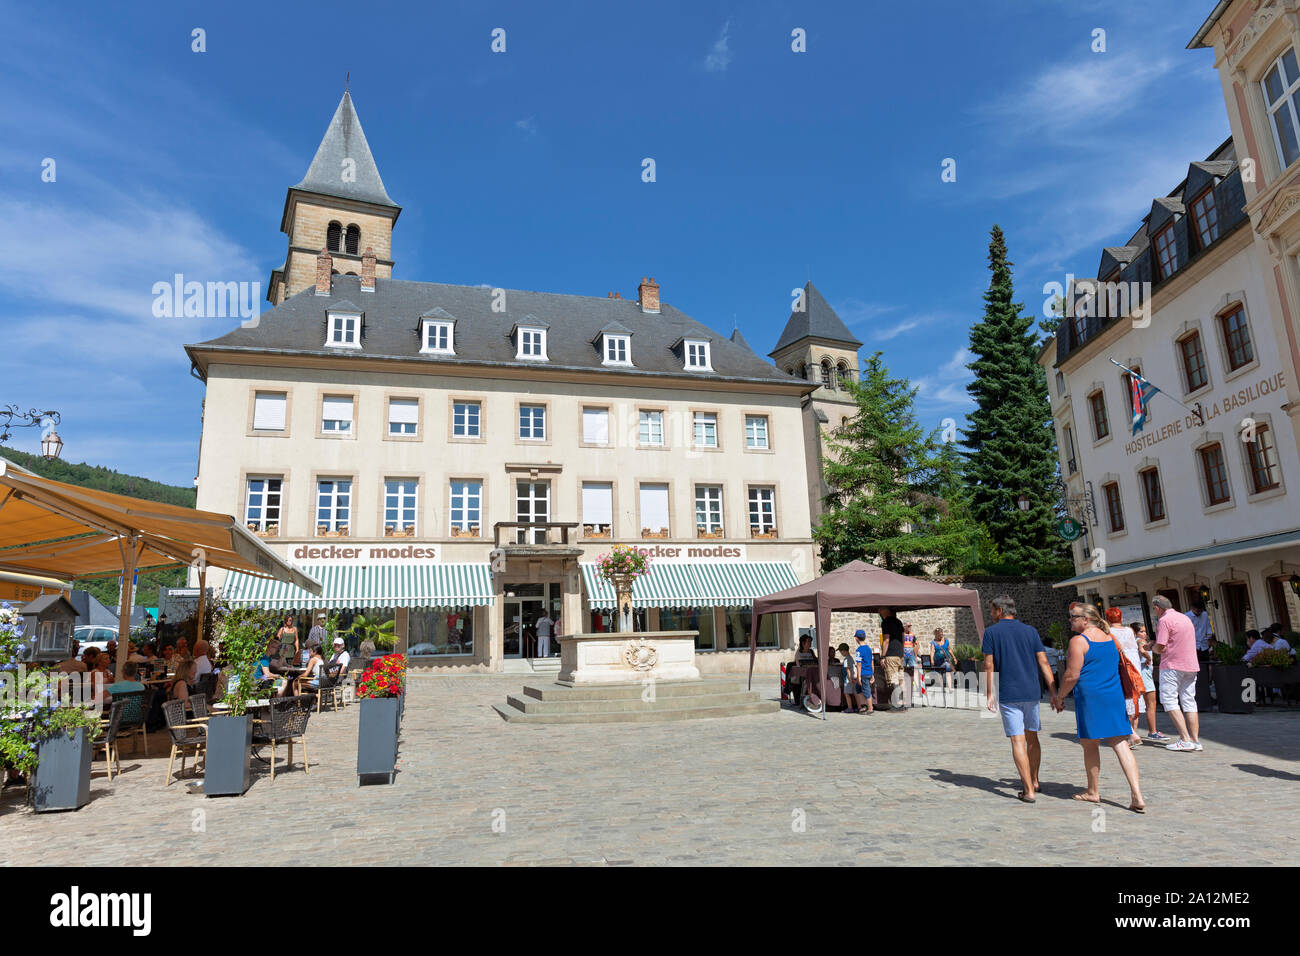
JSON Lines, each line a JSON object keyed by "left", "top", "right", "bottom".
{"left": 1, "top": 0, "right": 1229, "bottom": 485}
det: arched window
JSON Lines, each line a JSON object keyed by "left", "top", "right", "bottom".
{"left": 821, "top": 359, "right": 834, "bottom": 387}
{"left": 837, "top": 361, "right": 850, "bottom": 386}
{"left": 327, "top": 221, "right": 342, "bottom": 253}
{"left": 345, "top": 224, "right": 361, "bottom": 255}
{"left": 345, "top": 271, "right": 357, "bottom": 276}
{"left": 798, "top": 363, "right": 807, "bottom": 380}
{"left": 785, "top": 367, "right": 794, "bottom": 377}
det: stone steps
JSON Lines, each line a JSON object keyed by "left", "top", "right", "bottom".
{"left": 493, "top": 679, "right": 780, "bottom": 724}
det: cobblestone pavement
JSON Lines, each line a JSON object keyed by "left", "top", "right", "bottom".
{"left": 2, "top": 676, "right": 1296, "bottom": 866}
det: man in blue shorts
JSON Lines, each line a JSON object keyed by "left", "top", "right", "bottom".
{"left": 982, "top": 595, "right": 1058, "bottom": 803}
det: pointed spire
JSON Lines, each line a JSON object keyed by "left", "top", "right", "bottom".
{"left": 292, "top": 91, "right": 398, "bottom": 209}
{"left": 729, "top": 326, "right": 756, "bottom": 354}
{"left": 769, "top": 281, "right": 862, "bottom": 355}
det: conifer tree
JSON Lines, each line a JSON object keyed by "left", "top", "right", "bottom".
{"left": 961, "top": 226, "right": 1065, "bottom": 573}
{"left": 814, "top": 353, "right": 973, "bottom": 573}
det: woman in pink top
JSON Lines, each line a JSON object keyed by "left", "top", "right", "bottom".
{"left": 1151, "top": 596, "right": 1201, "bottom": 752}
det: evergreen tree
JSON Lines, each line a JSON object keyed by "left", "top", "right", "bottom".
{"left": 814, "top": 353, "right": 973, "bottom": 573}
{"left": 962, "top": 225, "right": 1065, "bottom": 574}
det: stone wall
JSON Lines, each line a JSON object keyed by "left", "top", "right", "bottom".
{"left": 826, "top": 577, "right": 1074, "bottom": 655}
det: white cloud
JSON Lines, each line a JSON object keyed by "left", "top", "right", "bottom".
{"left": 515, "top": 116, "right": 538, "bottom": 136}
{"left": 704, "top": 20, "right": 733, "bottom": 73}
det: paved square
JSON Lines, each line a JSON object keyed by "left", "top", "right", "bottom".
{"left": 2, "top": 677, "right": 1296, "bottom": 866}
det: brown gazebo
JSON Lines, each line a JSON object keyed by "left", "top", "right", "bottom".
{"left": 748, "top": 560, "right": 987, "bottom": 718}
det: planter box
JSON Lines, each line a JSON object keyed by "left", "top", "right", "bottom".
{"left": 357, "top": 697, "right": 400, "bottom": 784}
{"left": 1213, "top": 664, "right": 1255, "bottom": 714}
{"left": 1249, "top": 665, "right": 1300, "bottom": 687}
{"left": 641, "top": 529, "right": 668, "bottom": 538}
{"left": 582, "top": 525, "right": 611, "bottom": 538}
{"left": 696, "top": 529, "right": 724, "bottom": 539}
{"left": 204, "top": 714, "right": 252, "bottom": 797}
{"left": 31, "top": 727, "right": 92, "bottom": 812}
{"left": 450, "top": 526, "right": 480, "bottom": 538}
{"left": 1195, "top": 665, "right": 1213, "bottom": 710}
{"left": 957, "top": 660, "right": 980, "bottom": 675}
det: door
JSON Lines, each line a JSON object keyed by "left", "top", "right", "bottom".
{"left": 503, "top": 584, "right": 547, "bottom": 657}
{"left": 515, "top": 480, "right": 550, "bottom": 544}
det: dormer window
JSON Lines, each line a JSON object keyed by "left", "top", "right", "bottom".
{"left": 603, "top": 334, "right": 631, "bottom": 366}
{"left": 684, "top": 339, "right": 712, "bottom": 371}
{"left": 517, "top": 327, "right": 547, "bottom": 360}
{"left": 1153, "top": 224, "right": 1178, "bottom": 279}
{"left": 422, "top": 320, "right": 454, "bottom": 354}
{"left": 326, "top": 310, "right": 361, "bottom": 348}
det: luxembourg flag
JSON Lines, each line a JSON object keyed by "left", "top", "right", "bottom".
{"left": 1124, "top": 365, "right": 1160, "bottom": 435}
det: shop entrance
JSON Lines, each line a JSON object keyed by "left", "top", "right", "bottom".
{"left": 503, "top": 582, "right": 562, "bottom": 658}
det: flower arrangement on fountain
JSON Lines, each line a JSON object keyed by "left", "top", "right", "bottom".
{"left": 595, "top": 544, "right": 652, "bottom": 584}
{"left": 358, "top": 653, "right": 407, "bottom": 699}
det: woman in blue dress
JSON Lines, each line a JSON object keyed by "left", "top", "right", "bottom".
{"left": 1055, "top": 603, "right": 1145, "bottom": 813}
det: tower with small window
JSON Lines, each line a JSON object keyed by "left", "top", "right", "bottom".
{"left": 268, "top": 91, "right": 401, "bottom": 304}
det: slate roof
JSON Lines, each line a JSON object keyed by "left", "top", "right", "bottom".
{"left": 291, "top": 92, "right": 398, "bottom": 210}
{"left": 188, "top": 275, "right": 805, "bottom": 390}
{"left": 729, "top": 327, "right": 756, "bottom": 354}
{"left": 770, "top": 281, "right": 862, "bottom": 354}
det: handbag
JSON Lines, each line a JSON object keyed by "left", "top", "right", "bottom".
{"left": 1111, "top": 636, "right": 1143, "bottom": 715}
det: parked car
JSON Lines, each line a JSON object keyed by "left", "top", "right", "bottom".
{"left": 72, "top": 625, "right": 117, "bottom": 659}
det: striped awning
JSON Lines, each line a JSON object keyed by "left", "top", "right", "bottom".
{"left": 223, "top": 563, "right": 493, "bottom": 610}
{"left": 581, "top": 561, "right": 799, "bottom": 609}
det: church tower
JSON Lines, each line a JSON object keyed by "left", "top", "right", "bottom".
{"left": 769, "top": 281, "right": 863, "bottom": 525}
{"left": 268, "top": 91, "right": 401, "bottom": 304}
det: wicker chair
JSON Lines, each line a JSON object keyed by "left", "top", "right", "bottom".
{"left": 188, "top": 694, "right": 209, "bottom": 720}
{"left": 194, "top": 672, "right": 217, "bottom": 702}
{"left": 161, "top": 698, "right": 206, "bottom": 786}
{"left": 94, "top": 699, "right": 126, "bottom": 780}
{"left": 310, "top": 670, "right": 345, "bottom": 713}
{"left": 251, "top": 697, "right": 311, "bottom": 781}
{"left": 117, "top": 688, "right": 152, "bottom": 757}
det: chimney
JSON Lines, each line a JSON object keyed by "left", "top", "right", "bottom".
{"left": 607, "top": 291, "right": 621, "bottom": 299}
{"left": 361, "top": 246, "right": 376, "bottom": 293}
{"left": 638, "top": 277, "right": 659, "bottom": 313}
{"left": 315, "top": 249, "right": 333, "bottom": 295}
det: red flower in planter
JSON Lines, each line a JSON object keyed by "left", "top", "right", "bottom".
{"left": 358, "top": 653, "right": 407, "bottom": 699}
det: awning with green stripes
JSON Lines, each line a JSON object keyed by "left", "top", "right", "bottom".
{"left": 223, "top": 563, "right": 493, "bottom": 610}
{"left": 581, "top": 561, "right": 799, "bottom": 609}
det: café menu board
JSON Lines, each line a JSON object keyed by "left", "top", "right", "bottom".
{"left": 1109, "top": 592, "right": 1153, "bottom": 636}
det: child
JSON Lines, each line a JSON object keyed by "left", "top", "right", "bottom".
{"left": 838, "top": 643, "right": 862, "bottom": 713}
{"left": 854, "top": 629, "right": 875, "bottom": 714}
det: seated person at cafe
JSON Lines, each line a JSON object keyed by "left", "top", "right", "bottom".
{"left": 167, "top": 660, "right": 198, "bottom": 708}
{"left": 325, "top": 637, "right": 351, "bottom": 679}
{"left": 58, "top": 641, "right": 87, "bottom": 673}
{"left": 160, "top": 645, "right": 175, "bottom": 667}
{"left": 192, "top": 639, "right": 214, "bottom": 679}
{"left": 252, "top": 639, "right": 298, "bottom": 698}
{"left": 795, "top": 635, "right": 817, "bottom": 665}
{"left": 1242, "top": 630, "right": 1268, "bottom": 662}
{"left": 174, "top": 636, "right": 190, "bottom": 660}
{"left": 107, "top": 662, "right": 146, "bottom": 724}
{"left": 127, "top": 642, "right": 148, "bottom": 663}
{"left": 300, "top": 645, "right": 326, "bottom": 690}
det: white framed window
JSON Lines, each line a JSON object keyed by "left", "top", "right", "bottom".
{"left": 693, "top": 412, "right": 718, "bottom": 448}
{"left": 639, "top": 483, "right": 670, "bottom": 536}
{"left": 684, "top": 339, "right": 711, "bottom": 370}
{"left": 639, "top": 410, "right": 664, "bottom": 446}
{"left": 449, "top": 480, "right": 482, "bottom": 533}
{"left": 322, "top": 395, "right": 354, "bottom": 433}
{"left": 603, "top": 334, "right": 631, "bottom": 366}
{"left": 1263, "top": 48, "right": 1300, "bottom": 170}
{"left": 748, "top": 486, "right": 776, "bottom": 534}
{"left": 695, "top": 485, "right": 723, "bottom": 533}
{"left": 245, "top": 477, "right": 282, "bottom": 531}
{"left": 1190, "top": 188, "right": 1219, "bottom": 249}
{"left": 383, "top": 479, "right": 418, "bottom": 536}
{"left": 745, "top": 415, "right": 769, "bottom": 449}
{"left": 388, "top": 398, "right": 418, "bottom": 435}
{"left": 422, "top": 321, "right": 454, "bottom": 354}
{"left": 326, "top": 312, "right": 361, "bottom": 348}
{"left": 1153, "top": 223, "right": 1178, "bottom": 279}
{"left": 517, "top": 327, "right": 547, "bottom": 360}
{"left": 519, "top": 404, "right": 546, "bottom": 440}
{"left": 316, "top": 479, "right": 352, "bottom": 534}
{"left": 252, "top": 392, "right": 286, "bottom": 431}
{"left": 581, "top": 482, "right": 613, "bottom": 533}
{"left": 452, "top": 401, "right": 480, "bottom": 438}
{"left": 581, "top": 407, "right": 610, "bottom": 444}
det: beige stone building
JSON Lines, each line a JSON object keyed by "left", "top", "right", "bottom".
{"left": 186, "top": 92, "right": 864, "bottom": 673}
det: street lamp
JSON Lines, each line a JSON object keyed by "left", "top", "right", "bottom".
{"left": 40, "top": 425, "right": 63, "bottom": 461}
{"left": 1289, "top": 574, "right": 1300, "bottom": 598}
{"left": 1017, "top": 493, "right": 1030, "bottom": 511}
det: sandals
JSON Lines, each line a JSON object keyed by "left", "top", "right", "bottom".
{"left": 1017, "top": 790, "right": 1036, "bottom": 803}
{"left": 1129, "top": 803, "right": 1146, "bottom": 814}
{"left": 1071, "top": 793, "right": 1100, "bottom": 803}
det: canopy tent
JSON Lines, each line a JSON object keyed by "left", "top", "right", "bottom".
{"left": 748, "top": 560, "right": 987, "bottom": 719}
{"left": 0, "top": 457, "right": 320, "bottom": 672}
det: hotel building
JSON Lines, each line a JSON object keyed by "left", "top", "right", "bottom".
{"left": 185, "top": 93, "right": 863, "bottom": 672}
{"left": 1042, "top": 131, "right": 1300, "bottom": 636}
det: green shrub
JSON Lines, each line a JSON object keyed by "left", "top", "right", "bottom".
{"left": 953, "top": 643, "right": 983, "bottom": 662}
{"left": 1213, "top": 642, "right": 1246, "bottom": 666}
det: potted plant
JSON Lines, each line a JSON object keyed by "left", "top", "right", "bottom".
{"left": 357, "top": 653, "right": 405, "bottom": 784}
{"left": 0, "top": 604, "right": 102, "bottom": 811}
{"left": 205, "top": 606, "right": 273, "bottom": 797}
{"left": 596, "top": 545, "right": 652, "bottom": 633}
{"left": 954, "top": 644, "right": 983, "bottom": 674}
{"left": 1211, "top": 642, "right": 1254, "bottom": 714}
{"left": 1248, "top": 647, "right": 1298, "bottom": 692}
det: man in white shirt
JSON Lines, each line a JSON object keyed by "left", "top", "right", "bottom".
{"left": 536, "top": 613, "right": 554, "bottom": 658}
{"left": 326, "top": 637, "right": 351, "bottom": 679}
{"left": 1242, "top": 631, "right": 1270, "bottom": 662}
{"left": 1188, "top": 601, "right": 1213, "bottom": 654}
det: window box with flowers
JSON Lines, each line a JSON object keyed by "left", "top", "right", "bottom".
{"left": 696, "top": 526, "right": 724, "bottom": 539}
{"left": 583, "top": 524, "right": 611, "bottom": 538}
{"left": 641, "top": 527, "right": 669, "bottom": 538}
{"left": 450, "top": 525, "right": 480, "bottom": 538}
{"left": 357, "top": 653, "right": 405, "bottom": 784}
{"left": 750, "top": 528, "right": 778, "bottom": 539}
{"left": 384, "top": 525, "right": 416, "bottom": 538}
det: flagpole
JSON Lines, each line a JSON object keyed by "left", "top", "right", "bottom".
{"left": 1107, "top": 359, "right": 1205, "bottom": 424}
